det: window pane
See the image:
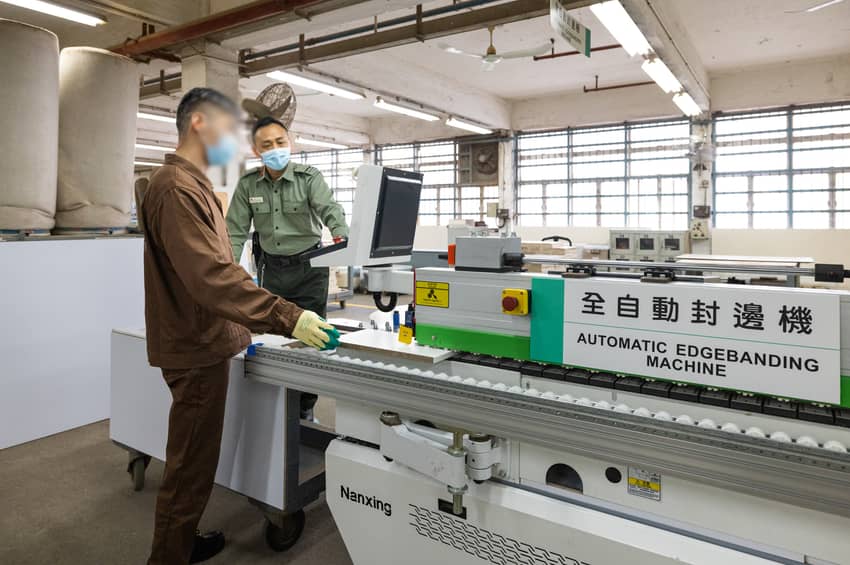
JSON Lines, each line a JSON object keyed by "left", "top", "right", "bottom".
{"left": 716, "top": 193, "right": 749, "bottom": 212}
{"left": 793, "top": 212, "right": 830, "bottom": 228}
{"left": 752, "top": 212, "right": 787, "bottom": 229}
{"left": 715, "top": 213, "right": 749, "bottom": 228}
{"left": 752, "top": 192, "right": 787, "bottom": 212}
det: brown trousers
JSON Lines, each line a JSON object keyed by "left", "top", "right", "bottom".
{"left": 148, "top": 358, "right": 230, "bottom": 565}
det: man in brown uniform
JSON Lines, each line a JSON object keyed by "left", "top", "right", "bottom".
{"left": 141, "top": 87, "right": 336, "bottom": 565}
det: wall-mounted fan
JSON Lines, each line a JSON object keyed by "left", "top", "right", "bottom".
{"left": 439, "top": 26, "right": 552, "bottom": 71}
{"left": 242, "top": 82, "right": 297, "bottom": 128}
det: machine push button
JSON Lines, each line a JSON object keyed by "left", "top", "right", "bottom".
{"left": 501, "top": 288, "right": 529, "bottom": 315}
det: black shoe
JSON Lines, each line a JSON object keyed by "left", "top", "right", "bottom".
{"left": 189, "top": 530, "right": 225, "bottom": 564}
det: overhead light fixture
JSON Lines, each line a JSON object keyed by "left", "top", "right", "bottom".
{"left": 137, "top": 111, "right": 176, "bottom": 124}
{"left": 589, "top": 0, "right": 652, "bottom": 57}
{"left": 135, "top": 143, "right": 174, "bottom": 152}
{"left": 266, "top": 70, "right": 365, "bottom": 100}
{"left": 295, "top": 136, "right": 349, "bottom": 150}
{"left": 134, "top": 160, "right": 162, "bottom": 167}
{"left": 445, "top": 117, "right": 493, "bottom": 135}
{"left": 672, "top": 92, "right": 702, "bottom": 117}
{"left": 806, "top": 0, "right": 845, "bottom": 12}
{"left": 641, "top": 56, "right": 682, "bottom": 93}
{"left": 0, "top": 0, "right": 105, "bottom": 26}
{"left": 373, "top": 97, "right": 440, "bottom": 122}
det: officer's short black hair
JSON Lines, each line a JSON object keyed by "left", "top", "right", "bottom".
{"left": 251, "top": 116, "right": 288, "bottom": 142}
{"left": 175, "top": 87, "right": 239, "bottom": 138}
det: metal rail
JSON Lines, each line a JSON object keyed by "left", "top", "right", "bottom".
{"left": 246, "top": 347, "right": 850, "bottom": 519}
{"left": 522, "top": 255, "right": 824, "bottom": 277}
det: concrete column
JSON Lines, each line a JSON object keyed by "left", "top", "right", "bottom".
{"left": 180, "top": 40, "right": 242, "bottom": 196}
{"left": 498, "top": 135, "right": 516, "bottom": 233}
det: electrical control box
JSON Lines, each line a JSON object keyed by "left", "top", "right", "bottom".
{"left": 608, "top": 229, "right": 690, "bottom": 262}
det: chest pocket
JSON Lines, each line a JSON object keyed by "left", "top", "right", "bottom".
{"left": 252, "top": 201, "right": 271, "bottom": 214}
{"left": 283, "top": 199, "right": 309, "bottom": 214}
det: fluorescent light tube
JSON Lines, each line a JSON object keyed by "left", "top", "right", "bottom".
{"left": 641, "top": 57, "right": 682, "bottom": 93}
{"left": 373, "top": 97, "right": 440, "bottom": 122}
{"left": 590, "top": 0, "right": 651, "bottom": 57}
{"left": 0, "top": 0, "right": 105, "bottom": 26}
{"left": 135, "top": 143, "right": 174, "bottom": 152}
{"left": 134, "top": 160, "right": 162, "bottom": 167}
{"left": 137, "top": 111, "right": 176, "bottom": 124}
{"left": 266, "top": 70, "right": 365, "bottom": 100}
{"left": 806, "top": 0, "right": 844, "bottom": 12}
{"left": 295, "top": 136, "right": 348, "bottom": 150}
{"left": 446, "top": 117, "right": 493, "bottom": 135}
{"left": 672, "top": 92, "right": 702, "bottom": 117}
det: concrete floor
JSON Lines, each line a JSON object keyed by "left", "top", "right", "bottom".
{"left": 0, "top": 294, "right": 399, "bottom": 565}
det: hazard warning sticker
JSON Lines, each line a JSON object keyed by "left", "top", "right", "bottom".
{"left": 415, "top": 281, "right": 449, "bottom": 308}
{"left": 627, "top": 467, "right": 661, "bottom": 501}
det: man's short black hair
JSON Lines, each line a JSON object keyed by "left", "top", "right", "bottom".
{"left": 251, "top": 116, "right": 288, "bottom": 142}
{"left": 175, "top": 87, "right": 239, "bottom": 137}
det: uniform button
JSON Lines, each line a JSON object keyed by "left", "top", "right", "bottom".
{"left": 275, "top": 226, "right": 278, "bottom": 230}
{"left": 275, "top": 208, "right": 279, "bottom": 212}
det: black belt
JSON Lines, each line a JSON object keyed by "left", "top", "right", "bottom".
{"left": 261, "top": 242, "right": 322, "bottom": 267}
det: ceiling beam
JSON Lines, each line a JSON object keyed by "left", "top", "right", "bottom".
{"left": 243, "top": 0, "right": 596, "bottom": 75}
{"left": 111, "top": 0, "right": 331, "bottom": 57}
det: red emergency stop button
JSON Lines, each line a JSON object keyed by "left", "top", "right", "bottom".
{"left": 502, "top": 296, "right": 519, "bottom": 311}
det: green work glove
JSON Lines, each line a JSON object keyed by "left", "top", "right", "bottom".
{"left": 293, "top": 310, "right": 338, "bottom": 350}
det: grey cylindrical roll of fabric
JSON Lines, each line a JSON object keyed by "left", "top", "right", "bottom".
{"left": 56, "top": 47, "right": 139, "bottom": 232}
{"left": 0, "top": 19, "right": 59, "bottom": 232}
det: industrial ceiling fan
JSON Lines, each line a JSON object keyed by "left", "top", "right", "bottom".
{"left": 438, "top": 26, "right": 552, "bottom": 71}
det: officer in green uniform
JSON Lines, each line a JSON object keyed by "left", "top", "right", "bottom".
{"left": 227, "top": 116, "right": 349, "bottom": 417}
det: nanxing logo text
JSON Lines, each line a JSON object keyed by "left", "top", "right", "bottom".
{"left": 340, "top": 485, "right": 392, "bottom": 517}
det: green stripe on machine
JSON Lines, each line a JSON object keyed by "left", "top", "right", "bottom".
{"left": 415, "top": 324, "right": 531, "bottom": 360}
{"left": 530, "top": 277, "right": 565, "bottom": 364}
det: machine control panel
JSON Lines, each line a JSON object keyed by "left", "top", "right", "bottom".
{"left": 501, "top": 288, "right": 529, "bottom": 315}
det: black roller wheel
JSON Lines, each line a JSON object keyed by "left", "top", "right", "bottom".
{"left": 129, "top": 456, "right": 150, "bottom": 492}
{"left": 265, "top": 509, "right": 306, "bottom": 552}
{"left": 373, "top": 292, "right": 398, "bottom": 312}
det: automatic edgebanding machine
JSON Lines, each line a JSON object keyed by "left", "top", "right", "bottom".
{"left": 115, "top": 165, "right": 850, "bottom": 564}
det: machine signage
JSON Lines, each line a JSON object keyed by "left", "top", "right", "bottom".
{"left": 549, "top": 0, "right": 591, "bottom": 57}
{"left": 561, "top": 279, "right": 841, "bottom": 403}
{"left": 415, "top": 281, "right": 450, "bottom": 308}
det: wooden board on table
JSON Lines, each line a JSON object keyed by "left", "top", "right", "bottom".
{"left": 339, "top": 329, "right": 453, "bottom": 363}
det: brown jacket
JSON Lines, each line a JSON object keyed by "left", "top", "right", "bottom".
{"left": 142, "top": 153, "right": 303, "bottom": 369}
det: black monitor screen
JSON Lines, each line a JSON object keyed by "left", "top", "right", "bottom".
{"left": 370, "top": 168, "right": 423, "bottom": 259}
{"left": 639, "top": 237, "right": 655, "bottom": 250}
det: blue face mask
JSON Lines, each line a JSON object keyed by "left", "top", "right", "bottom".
{"left": 261, "top": 147, "right": 291, "bottom": 171}
{"left": 204, "top": 133, "right": 238, "bottom": 167}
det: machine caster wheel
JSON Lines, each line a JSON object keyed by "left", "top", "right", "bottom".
{"left": 339, "top": 300, "right": 346, "bottom": 309}
{"left": 373, "top": 292, "right": 398, "bottom": 312}
{"left": 265, "top": 509, "right": 305, "bottom": 552}
{"left": 129, "top": 455, "right": 151, "bottom": 492}
{"left": 383, "top": 456, "right": 394, "bottom": 462}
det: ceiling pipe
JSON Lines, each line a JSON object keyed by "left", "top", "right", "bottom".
{"left": 243, "top": 0, "right": 598, "bottom": 75}
{"left": 243, "top": 0, "right": 504, "bottom": 62}
{"left": 533, "top": 43, "right": 621, "bottom": 61}
{"left": 111, "top": 0, "right": 328, "bottom": 58}
{"left": 582, "top": 75, "right": 654, "bottom": 93}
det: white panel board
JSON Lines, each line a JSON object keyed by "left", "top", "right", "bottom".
{"left": 0, "top": 238, "right": 144, "bottom": 449}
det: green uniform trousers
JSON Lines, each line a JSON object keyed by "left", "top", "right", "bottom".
{"left": 260, "top": 258, "right": 329, "bottom": 413}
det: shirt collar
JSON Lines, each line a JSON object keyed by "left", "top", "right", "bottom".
{"left": 165, "top": 153, "right": 213, "bottom": 191}
{"left": 258, "top": 162, "right": 294, "bottom": 183}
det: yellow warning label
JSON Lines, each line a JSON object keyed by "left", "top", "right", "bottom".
{"left": 415, "top": 281, "right": 449, "bottom": 308}
{"left": 627, "top": 467, "right": 661, "bottom": 501}
{"left": 398, "top": 325, "right": 414, "bottom": 344}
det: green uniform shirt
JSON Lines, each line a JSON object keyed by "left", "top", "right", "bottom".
{"left": 227, "top": 162, "right": 349, "bottom": 259}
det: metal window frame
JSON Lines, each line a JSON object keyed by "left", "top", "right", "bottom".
{"left": 514, "top": 117, "right": 691, "bottom": 229}
{"left": 712, "top": 100, "right": 850, "bottom": 229}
